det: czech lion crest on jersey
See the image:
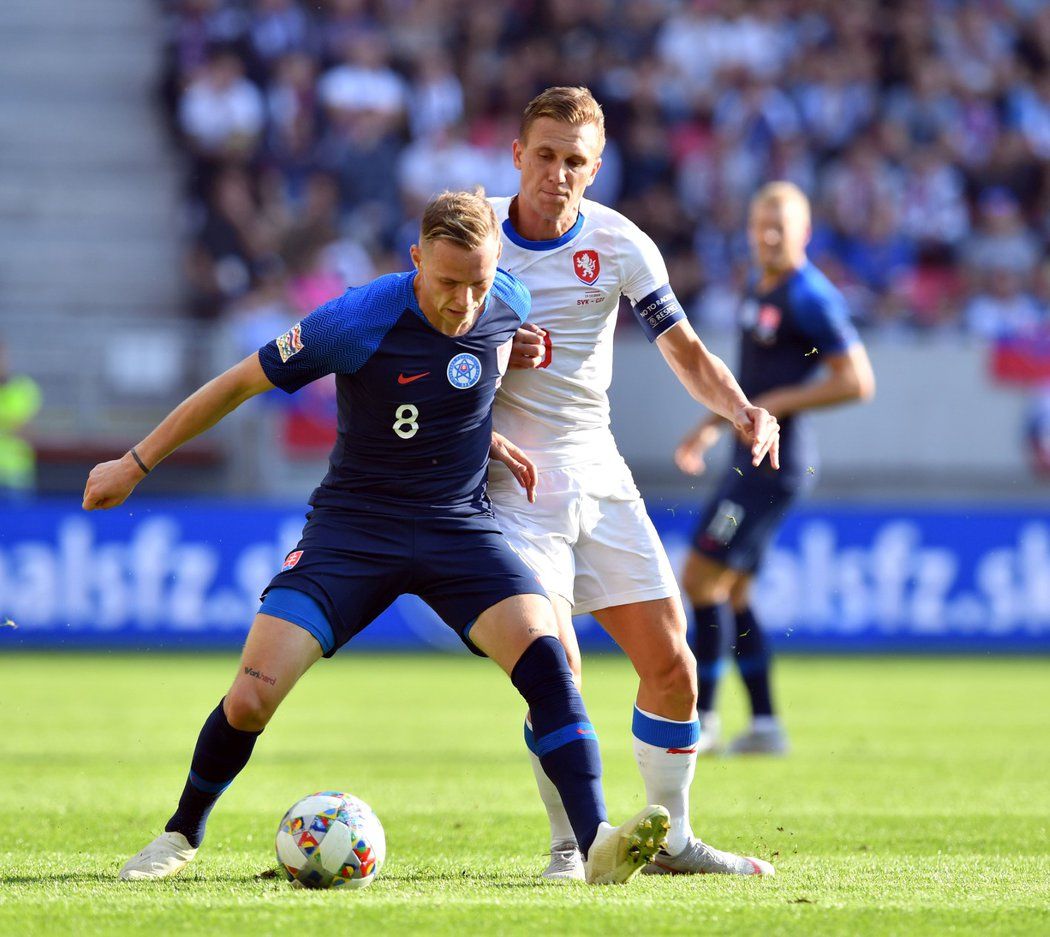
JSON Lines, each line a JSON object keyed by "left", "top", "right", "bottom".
{"left": 447, "top": 352, "right": 482, "bottom": 389}
{"left": 573, "top": 249, "right": 600, "bottom": 285}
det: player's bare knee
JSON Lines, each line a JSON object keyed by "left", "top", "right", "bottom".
{"left": 224, "top": 684, "right": 275, "bottom": 732}
{"left": 641, "top": 649, "right": 697, "bottom": 711}
{"left": 729, "top": 575, "right": 751, "bottom": 612}
{"left": 682, "top": 552, "right": 731, "bottom": 605}
{"left": 563, "top": 645, "right": 583, "bottom": 688}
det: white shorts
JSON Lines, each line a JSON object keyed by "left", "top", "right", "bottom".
{"left": 488, "top": 456, "right": 680, "bottom": 616}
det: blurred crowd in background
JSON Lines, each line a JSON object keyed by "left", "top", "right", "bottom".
{"left": 159, "top": 0, "right": 1050, "bottom": 345}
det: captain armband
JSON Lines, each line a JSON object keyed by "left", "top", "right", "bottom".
{"left": 630, "top": 284, "right": 686, "bottom": 342}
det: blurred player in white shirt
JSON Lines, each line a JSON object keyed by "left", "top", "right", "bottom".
{"left": 488, "top": 87, "right": 779, "bottom": 879}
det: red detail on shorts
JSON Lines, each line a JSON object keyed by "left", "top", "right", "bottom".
{"left": 666, "top": 746, "right": 698, "bottom": 755}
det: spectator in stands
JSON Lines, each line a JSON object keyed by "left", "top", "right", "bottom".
{"left": 186, "top": 166, "right": 276, "bottom": 315}
{"left": 962, "top": 188, "right": 1043, "bottom": 282}
{"left": 179, "top": 46, "right": 264, "bottom": 164}
{"left": 964, "top": 267, "right": 1046, "bottom": 340}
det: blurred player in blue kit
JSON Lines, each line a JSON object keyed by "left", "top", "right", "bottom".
{"left": 676, "top": 182, "right": 875, "bottom": 755}
{"left": 83, "top": 190, "right": 671, "bottom": 886}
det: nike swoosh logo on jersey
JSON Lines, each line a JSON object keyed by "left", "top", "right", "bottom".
{"left": 397, "top": 371, "right": 430, "bottom": 384}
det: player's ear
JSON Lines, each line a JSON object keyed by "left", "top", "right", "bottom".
{"left": 586, "top": 156, "right": 602, "bottom": 186}
{"left": 409, "top": 243, "right": 422, "bottom": 270}
{"left": 512, "top": 138, "right": 524, "bottom": 170}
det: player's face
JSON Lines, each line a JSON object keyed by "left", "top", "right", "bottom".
{"left": 749, "top": 199, "right": 810, "bottom": 275}
{"left": 410, "top": 235, "right": 502, "bottom": 337}
{"left": 513, "top": 118, "right": 603, "bottom": 229}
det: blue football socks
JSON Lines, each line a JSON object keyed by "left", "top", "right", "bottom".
{"left": 733, "top": 606, "right": 775, "bottom": 717}
{"left": 691, "top": 602, "right": 727, "bottom": 713}
{"left": 165, "top": 699, "right": 262, "bottom": 848}
{"left": 513, "top": 636, "right": 606, "bottom": 856}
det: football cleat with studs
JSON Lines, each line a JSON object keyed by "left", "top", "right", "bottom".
{"left": 583, "top": 805, "right": 671, "bottom": 885}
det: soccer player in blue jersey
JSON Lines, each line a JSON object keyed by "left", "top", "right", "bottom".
{"left": 83, "top": 190, "right": 670, "bottom": 885}
{"left": 676, "top": 182, "right": 875, "bottom": 755}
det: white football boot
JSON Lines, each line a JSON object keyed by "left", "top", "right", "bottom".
{"left": 725, "top": 723, "right": 790, "bottom": 756}
{"left": 697, "top": 711, "right": 723, "bottom": 755}
{"left": 119, "top": 832, "right": 197, "bottom": 880}
{"left": 644, "top": 837, "right": 775, "bottom": 876}
{"left": 583, "top": 805, "right": 670, "bottom": 885}
{"left": 542, "top": 840, "right": 585, "bottom": 881}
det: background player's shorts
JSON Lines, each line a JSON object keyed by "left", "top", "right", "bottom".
{"left": 261, "top": 506, "right": 546, "bottom": 657}
{"left": 692, "top": 467, "right": 804, "bottom": 574}
{"left": 489, "top": 456, "right": 679, "bottom": 616}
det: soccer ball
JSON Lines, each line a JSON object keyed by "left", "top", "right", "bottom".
{"left": 275, "top": 791, "right": 386, "bottom": 889}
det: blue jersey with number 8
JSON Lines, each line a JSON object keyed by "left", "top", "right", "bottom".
{"left": 258, "top": 269, "right": 530, "bottom": 516}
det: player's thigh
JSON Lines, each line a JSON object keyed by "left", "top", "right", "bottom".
{"left": 469, "top": 592, "right": 559, "bottom": 676}
{"left": 681, "top": 550, "right": 739, "bottom": 605}
{"left": 415, "top": 515, "right": 552, "bottom": 663}
{"left": 225, "top": 612, "right": 325, "bottom": 730}
{"left": 571, "top": 495, "right": 679, "bottom": 616}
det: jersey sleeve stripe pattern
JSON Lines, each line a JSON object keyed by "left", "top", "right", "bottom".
{"left": 491, "top": 268, "right": 531, "bottom": 324}
{"left": 258, "top": 273, "right": 414, "bottom": 393}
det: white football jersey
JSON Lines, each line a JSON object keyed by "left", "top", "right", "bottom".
{"left": 490, "top": 195, "right": 679, "bottom": 469}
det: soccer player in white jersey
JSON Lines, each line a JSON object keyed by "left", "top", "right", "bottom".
{"left": 486, "top": 87, "right": 780, "bottom": 880}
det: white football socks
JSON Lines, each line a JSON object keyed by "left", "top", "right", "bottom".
{"left": 631, "top": 706, "right": 699, "bottom": 855}
{"left": 525, "top": 717, "right": 577, "bottom": 847}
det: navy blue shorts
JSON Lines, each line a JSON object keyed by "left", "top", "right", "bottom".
{"left": 692, "top": 465, "right": 805, "bottom": 574}
{"left": 260, "top": 506, "right": 546, "bottom": 658}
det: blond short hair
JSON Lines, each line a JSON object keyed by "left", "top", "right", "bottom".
{"left": 520, "top": 86, "right": 606, "bottom": 151}
{"left": 751, "top": 181, "right": 811, "bottom": 226}
{"left": 420, "top": 188, "right": 500, "bottom": 250}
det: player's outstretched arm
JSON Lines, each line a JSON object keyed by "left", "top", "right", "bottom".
{"left": 751, "top": 344, "right": 876, "bottom": 419}
{"left": 490, "top": 432, "right": 537, "bottom": 503}
{"left": 82, "top": 354, "right": 275, "bottom": 511}
{"left": 656, "top": 321, "right": 780, "bottom": 470}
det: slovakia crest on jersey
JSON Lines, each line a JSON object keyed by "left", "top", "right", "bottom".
{"left": 573, "top": 249, "right": 600, "bottom": 285}
{"left": 447, "top": 352, "right": 482, "bottom": 389}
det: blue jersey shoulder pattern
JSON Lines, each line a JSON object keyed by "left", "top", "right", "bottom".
{"left": 259, "top": 272, "right": 414, "bottom": 394}
{"left": 788, "top": 264, "right": 859, "bottom": 356}
{"left": 489, "top": 268, "right": 531, "bottom": 324}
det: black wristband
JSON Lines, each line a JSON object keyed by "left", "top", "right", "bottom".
{"left": 129, "top": 447, "right": 151, "bottom": 476}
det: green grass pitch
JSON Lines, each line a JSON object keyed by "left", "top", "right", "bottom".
{"left": 1, "top": 652, "right": 1048, "bottom": 936}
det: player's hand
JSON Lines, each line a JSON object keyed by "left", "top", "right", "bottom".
{"left": 509, "top": 323, "right": 547, "bottom": 369}
{"left": 490, "top": 432, "right": 537, "bottom": 503}
{"left": 674, "top": 422, "right": 722, "bottom": 476}
{"left": 82, "top": 453, "right": 145, "bottom": 511}
{"left": 732, "top": 405, "right": 780, "bottom": 470}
